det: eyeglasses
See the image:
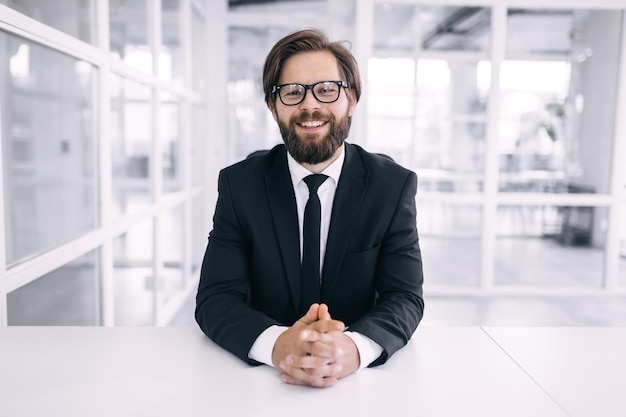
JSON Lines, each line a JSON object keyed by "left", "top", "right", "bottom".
{"left": 271, "top": 81, "right": 349, "bottom": 106}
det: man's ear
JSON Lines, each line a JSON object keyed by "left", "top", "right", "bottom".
{"left": 268, "top": 101, "right": 278, "bottom": 122}
{"left": 347, "top": 92, "right": 357, "bottom": 117}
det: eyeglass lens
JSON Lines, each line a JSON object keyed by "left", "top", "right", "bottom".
{"left": 279, "top": 82, "right": 341, "bottom": 105}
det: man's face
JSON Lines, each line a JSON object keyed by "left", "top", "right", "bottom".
{"left": 270, "top": 50, "right": 356, "bottom": 165}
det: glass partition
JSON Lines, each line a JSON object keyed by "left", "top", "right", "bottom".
{"left": 368, "top": 2, "right": 623, "bottom": 294}
{"left": 161, "top": 0, "right": 183, "bottom": 85}
{"left": 0, "top": 0, "right": 213, "bottom": 328}
{"left": 161, "top": 92, "right": 182, "bottom": 193}
{"left": 373, "top": 3, "right": 415, "bottom": 52}
{"left": 110, "top": 75, "right": 152, "bottom": 217}
{"left": 367, "top": 57, "right": 415, "bottom": 166}
{"left": 370, "top": 5, "right": 492, "bottom": 192}
{"left": 228, "top": 26, "right": 286, "bottom": 161}
{"left": 109, "top": 0, "right": 151, "bottom": 73}
{"left": 374, "top": 4, "right": 491, "bottom": 53}
{"left": 0, "top": 0, "right": 94, "bottom": 43}
{"left": 418, "top": 202, "right": 482, "bottom": 287}
{"left": 1, "top": 32, "right": 98, "bottom": 265}
{"left": 192, "top": 105, "right": 207, "bottom": 186}
{"left": 192, "top": 195, "right": 206, "bottom": 275}
{"left": 159, "top": 204, "right": 185, "bottom": 304}
{"left": 191, "top": 6, "right": 208, "bottom": 95}
{"left": 495, "top": 205, "right": 605, "bottom": 287}
{"left": 7, "top": 250, "right": 101, "bottom": 325}
{"left": 113, "top": 219, "right": 155, "bottom": 326}
{"left": 419, "top": 5, "right": 491, "bottom": 52}
{"left": 499, "top": 9, "right": 622, "bottom": 194}
{"left": 506, "top": 9, "right": 576, "bottom": 55}
{"left": 368, "top": 57, "right": 487, "bottom": 191}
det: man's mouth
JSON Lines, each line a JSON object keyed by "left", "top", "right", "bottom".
{"left": 298, "top": 120, "right": 328, "bottom": 131}
{"left": 298, "top": 120, "right": 328, "bottom": 129}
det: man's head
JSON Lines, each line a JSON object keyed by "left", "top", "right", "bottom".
{"left": 262, "top": 29, "right": 362, "bottom": 165}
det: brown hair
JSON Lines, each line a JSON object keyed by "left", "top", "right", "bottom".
{"left": 262, "top": 28, "right": 362, "bottom": 108}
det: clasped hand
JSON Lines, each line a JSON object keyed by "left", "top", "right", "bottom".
{"left": 271, "top": 303, "right": 360, "bottom": 388}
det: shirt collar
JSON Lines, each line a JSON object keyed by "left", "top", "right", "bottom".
{"left": 287, "top": 144, "right": 345, "bottom": 188}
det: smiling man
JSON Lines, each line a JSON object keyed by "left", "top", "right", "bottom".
{"left": 195, "top": 28, "right": 424, "bottom": 388}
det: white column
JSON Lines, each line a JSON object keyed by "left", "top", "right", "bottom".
{"left": 205, "top": 0, "right": 229, "bottom": 221}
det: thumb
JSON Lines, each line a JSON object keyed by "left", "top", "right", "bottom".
{"left": 317, "top": 303, "right": 332, "bottom": 321}
{"left": 296, "top": 303, "right": 320, "bottom": 326}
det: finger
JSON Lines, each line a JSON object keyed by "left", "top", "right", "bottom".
{"left": 299, "top": 329, "right": 333, "bottom": 344}
{"left": 296, "top": 330, "right": 333, "bottom": 357}
{"left": 309, "top": 341, "right": 344, "bottom": 359}
{"left": 296, "top": 304, "right": 320, "bottom": 327}
{"left": 309, "top": 319, "right": 345, "bottom": 333}
{"left": 279, "top": 367, "right": 338, "bottom": 388}
{"left": 317, "top": 303, "right": 331, "bottom": 321}
{"left": 284, "top": 355, "right": 344, "bottom": 377}
{"left": 283, "top": 353, "right": 328, "bottom": 371}
{"left": 280, "top": 373, "right": 337, "bottom": 388}
{"left": 298, "top": 335, "right": 341, "bottom": 359}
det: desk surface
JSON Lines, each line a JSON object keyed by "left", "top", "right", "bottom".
{"left": 0, "top": 326, "right": 621, "bottom": 417}
{"left": 484, "top": 327, "right": 626, "bottom": 417}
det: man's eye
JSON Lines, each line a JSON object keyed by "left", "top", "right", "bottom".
{"left": 317, "top": 87, "right": 337, "bottom": 95}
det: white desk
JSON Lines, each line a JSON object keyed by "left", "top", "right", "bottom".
{"left": 0, "top": 327, "right": 617, "bottom": 417}
{"left": 484, "top": 327, "right": 626, "bottom": 417}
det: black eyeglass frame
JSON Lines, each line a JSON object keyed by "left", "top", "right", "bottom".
{"left": 271, "top": 80, "right": 350, "bottom": 106}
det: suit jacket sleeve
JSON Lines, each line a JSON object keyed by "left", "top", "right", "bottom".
{"left": 347, "top": 169, "right": 424, "bottom": 367}
{"left": 195, "top": 168, "right": 278, "bottom": 364}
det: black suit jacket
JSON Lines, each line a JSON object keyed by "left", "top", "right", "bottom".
{"left": 195, "top": 143, "right": 424, "bottom": 366}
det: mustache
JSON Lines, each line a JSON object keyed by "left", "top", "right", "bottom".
{"left": 291, "top": 111, "right": 331, "bottom": 124}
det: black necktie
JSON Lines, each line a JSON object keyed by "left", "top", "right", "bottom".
{"left": 300, "top": 174, "right": 328, "bottom": 312}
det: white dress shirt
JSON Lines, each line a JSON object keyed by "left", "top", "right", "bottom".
{"left": 248, "top": 144, "right": 383, "bottom": 370}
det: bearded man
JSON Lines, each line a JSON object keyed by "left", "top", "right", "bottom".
{"left": 195, "top": 28, "right": 424, "bottom": 388}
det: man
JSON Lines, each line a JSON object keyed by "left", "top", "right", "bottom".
{"left": 196, "top": 28, "right": 424, "bottom": 388}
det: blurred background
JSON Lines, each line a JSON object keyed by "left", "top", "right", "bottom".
{"left": 0, "top": 0, "right": 625, "bottom": 328}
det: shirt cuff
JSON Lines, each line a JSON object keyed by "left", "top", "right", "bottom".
{"left": 248, "top": 325, "right": 288, "bottom": 367}
{"left": 344, "top": 331, "right": 384, "bottom": 370}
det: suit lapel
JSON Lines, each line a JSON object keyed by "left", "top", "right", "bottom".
{"left": 322, "top": 144, "right": 368, "bottom": 301}
{"left": 265, "top": 148, "right": 301, "bottom": 311}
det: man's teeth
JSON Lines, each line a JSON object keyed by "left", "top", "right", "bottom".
{"left": 300, "top": 120, "right": 325, "bottom": 128}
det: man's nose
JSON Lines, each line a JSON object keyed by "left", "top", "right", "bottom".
{"left": 299, "top": 88, "right": 322, "bottom": 110}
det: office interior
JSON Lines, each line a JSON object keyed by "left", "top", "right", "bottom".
{"left": 0, "top": 0, "right": 625, "bottom": 329}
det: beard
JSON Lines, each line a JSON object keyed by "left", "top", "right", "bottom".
{"left": 278, "top": 109, "right": 352, "bottom": 165}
